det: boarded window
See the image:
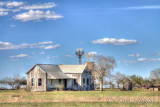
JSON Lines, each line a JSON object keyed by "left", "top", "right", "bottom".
{"left": 31, "top": 78, "right": 34, "bottom": 86}
{"left": 74, "top": 79, "right": 77, "bottom": 85}
{"left": 87, "top": 78, "right": 89, "bottom": 85}
{"left": 83, "top": 78, "right": 85, "bottom": 86}
{"left": 38, "top": 78, "right": 42, "bottom": 86}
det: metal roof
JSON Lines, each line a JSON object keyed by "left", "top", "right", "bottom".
{"left": 58, "top": 65, "right": 86, "bottom": 73}
{"left": 37, "top": 64, "right": 72, "bottom": 79}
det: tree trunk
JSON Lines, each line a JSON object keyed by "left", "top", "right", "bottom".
{"left": 117, "top": 82, "right": 119, "bottom": 89}
{"left": 100, "top": 79, "right": 103, "bottom": 91}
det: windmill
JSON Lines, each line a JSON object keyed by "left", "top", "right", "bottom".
{"left": 75, "top": 48, "right": 85, "bottom": 64}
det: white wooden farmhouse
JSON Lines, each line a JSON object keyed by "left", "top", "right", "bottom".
{"left": 26, "top": 62, "right": 94, "bottom": 91}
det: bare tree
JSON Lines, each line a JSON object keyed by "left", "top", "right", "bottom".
{"left": 0, "top": 74, "right": 27, "bottom": 89}
{"left": 14, "top": 74, "right": 27, "bottom": 89}
{"left": 150, "top": 68, "right": 160, "bottom": 84}
{"left": 114, "top": 72, "right": 126, "bottom": 88}
{"left": 0, "top": 77, "right": 15, "bottom": 89}
{"left": 93, "top": 55, "right": 116, "bottom": 91}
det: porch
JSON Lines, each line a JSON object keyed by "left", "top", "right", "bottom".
{"left": 47, "top": 79, "right": 73, "bottom": 91}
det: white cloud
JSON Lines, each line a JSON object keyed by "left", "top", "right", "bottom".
{"left": 128, "top": 53, "right": 140, "bottom": 57}
{"left": 0, "top": 8, "right": 9, "bottom": 16}
{"left": 86, "top": 52, "right": 97, "bottom": 56}
{"left": 0, "top": 11, "right": 8, "bottom": 16}
{"left": 65, "top": 55, "right": 74, "bottom": 57}
{"left": 46, "top": 56, "right": 50, "bottom": 59}
{"left": 44, "top": 44, "right": 60, "bottom": 49}
{"left": 47, "top": 56, "right": 58, "bottom": 59}
{"left": 39, "top": 52, "right": 45, "bottom": 54}
{"left": 120, "top": 57, "right": 160, "bottom": 64}
{"left": 91, "top": 38, "right": 138, "bottom": 45}
{"left": 14, "top": 10, "right": 63, "bottom": 21}
{"left": 6, "top": 1, "right": 24, "bottom": 8}
{"left": 0, "top": 2, "right": 5, "bottom": 6}
{"left": 0, "top": 1, "right": 24, "bottom": 7}
{"left": 32, "top": 52, "right": 45, "bottom": 55}
{"left": 120, "top": 60, "right": 137, "bottom": 64}
{"left": 0, "top": 41, "right": 59, "bottom": 50}
{"left": 10, "top": 58, "right": 19, "bottom": 61}
{"left": 19, "top": 2, "right": 56, "bottom": 10}
{"left": 37, "top": 41, "right": 53, "bottom": 45}
{"left": 126, "top": 5, "right": 160, "bottom": 10}
{"left": 0, "top": 8, "right": 10, "bottom": 12}
{"left": 10, "top": 24, "right": 16, "bottom": 27}
{"left": 10, "top": 54, "right": 28, "bottom": 58}
{"left": 137, "top": 58, "right": 160, "bottom": 62}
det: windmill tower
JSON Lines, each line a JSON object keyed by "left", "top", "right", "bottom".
{"left": 75, "top": 48, "right": 84, "bottom": 64}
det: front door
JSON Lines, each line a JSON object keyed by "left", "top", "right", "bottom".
{"left": 64, "top": 79, "right": 67, "bottom": 89}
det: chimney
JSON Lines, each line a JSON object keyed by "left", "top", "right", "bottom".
{"left": 85, "top": 62, "right": 94, "bottom": 72}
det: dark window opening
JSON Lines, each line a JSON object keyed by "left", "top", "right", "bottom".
{"left": 38, "top": 78, "right": 42, "bottom": 86}
{"left": 31, "top": 78, "right": 34, "bottom": 86}
{"left": 83, "top": 78, "right": 85, "bottom": 86}
{"left": 59, "top": 79, "right": 61, "bottom": 84}
{"left": 51, "top": 80, "right": 53, "bottom": 85}
{"left": 87, "top": 78, "right": 89, "bottom": 85}
{"left": 74, "top": 79, "right": 77, "bottom": 85}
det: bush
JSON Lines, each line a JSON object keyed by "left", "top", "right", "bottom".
{"left": 57, "top": 84, "right": 64, "bottom": 91}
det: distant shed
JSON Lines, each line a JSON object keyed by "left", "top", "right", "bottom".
{"left": 121, "top": 79, "right": 132, "bottom": 90}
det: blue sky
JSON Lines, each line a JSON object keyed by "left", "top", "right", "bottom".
{"left": 0, "top": 0, "right": 160, "bottom": 78}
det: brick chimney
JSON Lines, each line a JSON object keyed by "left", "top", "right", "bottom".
{"left": 85, "top": 62, "right": 94, "bottom": 72}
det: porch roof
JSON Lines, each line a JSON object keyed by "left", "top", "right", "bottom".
{"left": 37, "top": 64, "right": 73, "bottom": 79}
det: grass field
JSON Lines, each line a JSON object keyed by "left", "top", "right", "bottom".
{"left": 0, "top": 89, "right": 160, "bottom": 106}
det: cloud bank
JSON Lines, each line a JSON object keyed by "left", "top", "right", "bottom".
{"left": 128, "top": 53, "right": 141, "bottom": 57}
{"left": 0, "top": 41, "right": 60, "bottom": 50}
{"left": 14, "top": 10, "right": 63, "bottom": 21}
{"left": 10, "top": 54, "right": 28, "bottom": 58}
{"left": 0, "top": 1, "right": 63, "bottom": 21}
{"left": 91, "top": 38, "right": 138, "bottom": 45}
{"left": 126, "top": 5, "right": 160, "bottom": 10}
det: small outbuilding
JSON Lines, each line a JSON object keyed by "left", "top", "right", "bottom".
{"left": 121, "top": 79, "right": 132, "bottom": 90}
{"left": 149, "top": 84, "right": 160, "bottom": 91}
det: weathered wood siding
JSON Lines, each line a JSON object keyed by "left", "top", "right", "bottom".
{"left": 81, "top": 70, "right": 91, "bottom": 90}
{"left": 65, "top": 73, "right": 81, "bottom": 86}
{"left": 27, "top": 66, "right": 47, "bottom": 91}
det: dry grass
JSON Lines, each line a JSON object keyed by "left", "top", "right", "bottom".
{"left": 0, "top": 89, "right": 160, "bottom": 103}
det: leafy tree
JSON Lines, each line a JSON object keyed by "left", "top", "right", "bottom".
{"left": 129, "top": 75, "right": 143, "bottom": 88}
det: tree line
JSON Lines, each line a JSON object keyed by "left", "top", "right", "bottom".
{"left": 85, "top": 54, "right": 160, "bottom": 91}
{"left": 0, "top": 74, "right": 26, "bottom": 90}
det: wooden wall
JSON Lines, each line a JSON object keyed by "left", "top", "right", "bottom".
{"left": 27, "top": 66, "right": 47, "bottom": 91}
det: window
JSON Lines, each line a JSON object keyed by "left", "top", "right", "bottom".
{"left": 51, "top": 80, "right": 53, "bottom": 85}
{"left": 59, "top": 79, "right": 61, "bottom": 84}
{"left": 38, "top": 78, "right": 42, "bottom": 86}
{"left": 31, "top": 78, "right": 34, "bottom": 86}
{"left": 74, "top": 79, "right": 77, "bottom": 85}
{"left": 87, "top": 78, "right": 89, "bottom": 85}
{"left": 83, "top": 78, "right": 85, "bottom": 86}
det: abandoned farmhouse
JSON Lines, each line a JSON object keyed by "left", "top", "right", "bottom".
{"left": 26, "top": 62, "right": 94, "bottom": 91}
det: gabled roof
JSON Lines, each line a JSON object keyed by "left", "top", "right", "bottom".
{"left": 58, "top": 65, "right": 86, "bottom": 73}
{"left": 26, "top": 64, "right": 73, "bottom": 79}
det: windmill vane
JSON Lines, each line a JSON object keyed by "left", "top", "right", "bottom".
{"left": 75, "top": 48, "right": 85, "bottom": 64}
